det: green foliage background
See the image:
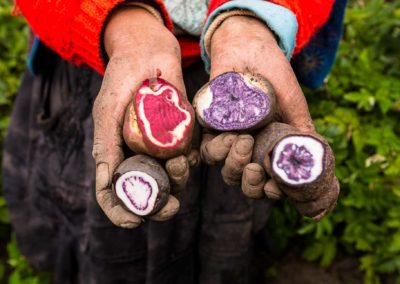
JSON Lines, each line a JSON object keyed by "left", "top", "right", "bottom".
{"left": 0, "top": 0, "right": 399, "bottom": 283}
{"left": 0, "top": 2, "right": 51, "bottom": 283}
{"left": 268, "top": 0, "right": 400, "bottom": 283}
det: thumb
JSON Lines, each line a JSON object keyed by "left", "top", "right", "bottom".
{"left": 92, "top": 61, "right": 143, "bottom": 228}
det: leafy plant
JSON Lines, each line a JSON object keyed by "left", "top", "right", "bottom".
{"left": 0, "top": 0, "right": 400, "bottom": 283}
{"left": 0, "top": 1, "right": 37, "bottom": 283}
{"left": 0, "top": 0, "right": 28, "bottom": 125}
{"left": 269, "top": 0, "right": 400, "bottom": 282}
{"left": 5, "top": 235, "right": 51, "bottom": 284}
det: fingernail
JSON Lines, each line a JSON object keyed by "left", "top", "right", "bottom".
{"left": 235, "top": 137, "right": 254, "bottom": 155}
{"left": 264, "top": 180, "right": 284, "bottom": 200}
{"left": 120, "top": 222, "right": 140, "bottom": 229}
{"left": 245, "top": 167, "right": 264, "bottom": 185}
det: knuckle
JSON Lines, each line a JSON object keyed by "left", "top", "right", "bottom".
{"left": 92, "top": 141, "right": 104, "bottom": 161}
{"left": 227, "top": 156, "right": 248, "bottom": 169}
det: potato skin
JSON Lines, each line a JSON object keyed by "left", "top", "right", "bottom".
{"left": 123, "top": 80, "right": 195, "bottom": 159}
{"left": 123, "top": 104, "right": 147, "bottom": 156}
{"left": 113, "top": 155, "right": 170, "bottom": 215}
{"left": 253, "top": 122, "right": 339, "bottom": 220}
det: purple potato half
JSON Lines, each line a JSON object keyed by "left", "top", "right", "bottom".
{"left": 253, "top": 122, "right": 340, "bottom": 220}
{"left": 113, "top": 155, "right": 170, "bottom": 216}
{"left": 193, "top": 72, "right": 276, "bottom": 131}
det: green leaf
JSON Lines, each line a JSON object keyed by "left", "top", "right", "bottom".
{"left": 320, "top": 239, "right": 337, "bottom": 268}
{"left": 302, "top": 242, "right": 323, "bottom": 262}
{"left": 297, "top": 223, "right": 316, "bottom": 235}
{"left": 387, "top": 232, "right": 400, "bottom": 253}
{"left": 8, "top": 270, "right": 22, "bottom": 284}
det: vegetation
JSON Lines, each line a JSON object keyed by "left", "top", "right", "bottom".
{"left": 268, "top": 0, "right": 400, "bottom": 283}
{"left": 0, "top": 0, "right": 399, "bottom": 283}
{"left": 0, "top": 1, "right": 43, "bottom": 283}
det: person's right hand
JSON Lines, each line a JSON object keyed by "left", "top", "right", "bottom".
{"left": 92, "top": 6, "right": 192, "bottom": 229}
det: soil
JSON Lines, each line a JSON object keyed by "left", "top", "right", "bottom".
{"left": 265, "top": 253, "right": 397, "bottom": 284}
{"left": 265, "top": 253, "right": 362, "bottom": 284}
{"left": 0, "top": 228, "right": 398, "bottom": 283}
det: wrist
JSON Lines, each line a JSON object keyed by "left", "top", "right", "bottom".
{"left": 211, "top": 15, "right": 278, "bottom": 52}
{"left": 104, "top": 7, "right": 167, "bottom": 58}
{"left": 209, "top": 15, "right": 282, "bottom": 77}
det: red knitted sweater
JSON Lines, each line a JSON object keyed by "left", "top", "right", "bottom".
{"left": 15, "top": 0, "right": 334, "bottom": 74}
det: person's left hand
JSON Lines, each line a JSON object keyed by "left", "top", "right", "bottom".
{"left": 201, "top": 15, "right": 314, "bottom": 192}
{"left": 201, "top": 16, "right": 340, "bottom": 221}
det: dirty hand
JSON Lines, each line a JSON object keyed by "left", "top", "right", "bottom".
{"left": 92, "top": 7, "right": 193, "bottom": 228}
{"left": 201, "top": 15, "right": 314, "bottom": 190}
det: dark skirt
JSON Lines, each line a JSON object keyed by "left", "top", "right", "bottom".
{"left": 2, "top": 50, "right": 273, "bottom": 284}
